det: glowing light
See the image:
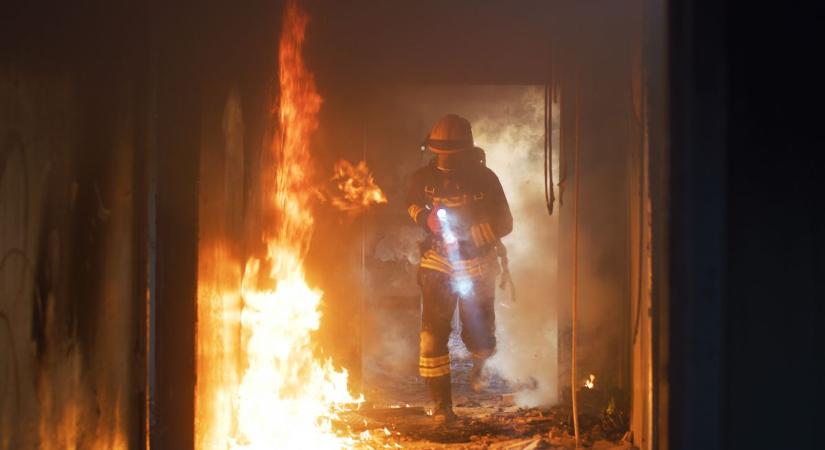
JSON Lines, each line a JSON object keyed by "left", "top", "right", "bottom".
{"left": 437, "top": 209, "right": 458, "bottom": 245}
{"left": 584, "top": 374, "right": 596, "bottom": 389}
{"left": 455, "top": 278, "right": 474, "bottom": 296}
{"left": 435, "top": 208, "right": 473, "bottom": 295}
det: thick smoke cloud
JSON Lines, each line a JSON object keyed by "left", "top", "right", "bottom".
{"left": 469, "top": 87, "right": 559, "bottom": 407}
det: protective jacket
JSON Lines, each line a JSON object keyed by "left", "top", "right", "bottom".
{"left": 406, "top": 159, "right": 513, "bottom": 279}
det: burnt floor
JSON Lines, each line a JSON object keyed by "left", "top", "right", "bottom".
{"left": 352, "top": 314, "right": 634, "bottom": 449}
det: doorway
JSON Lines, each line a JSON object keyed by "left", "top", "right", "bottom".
{"left": 360, "top": 85, "right": 560, "bottom": 408}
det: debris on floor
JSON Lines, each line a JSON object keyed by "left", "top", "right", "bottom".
{"left": 336, "top": 400, "right": 638, "bottom": 449}
{"left": 344, "top": 358, "right": 634, "bottom": 449}
{"left": 354, "top": 311, "right": 635, "bottom": 448}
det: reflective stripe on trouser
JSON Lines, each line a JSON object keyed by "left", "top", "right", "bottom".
{"left": 418, "top": 268, "right": 497, "bottom": 378}
{"left": 419, "top": 354, "right": 451, "bottom": 377}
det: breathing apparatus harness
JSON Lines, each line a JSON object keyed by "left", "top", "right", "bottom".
{"left": 420, "top": 148, "right": 516, "bottom": 302}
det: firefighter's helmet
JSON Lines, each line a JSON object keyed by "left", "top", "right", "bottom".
{"left": 424, "top": 114, "right": 474, "bottom": 153}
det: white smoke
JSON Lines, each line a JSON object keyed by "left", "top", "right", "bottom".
{"left": 470, "top": 87, "right": 560, "bottom": 407}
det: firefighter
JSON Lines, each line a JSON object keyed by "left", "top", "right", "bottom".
{"left": 406, "top": 114, "right": 513, "bottom": 423}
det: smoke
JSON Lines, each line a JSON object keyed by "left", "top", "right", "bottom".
{"left": 469, "top": 87, "right": 560, "bottom": 407}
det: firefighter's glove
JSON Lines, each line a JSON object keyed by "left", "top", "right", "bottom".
{"left": 427, "top": 209, "right": 444, "bottom": 235}
{"left": 470, "top": 222, "right": 497, "bottom": 248}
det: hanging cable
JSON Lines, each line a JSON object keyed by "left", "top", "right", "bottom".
{"left": 557, "top": 84, "right": 567, "bottom": 207}
{"left": 544, "top": 84, "right": 551, "bottom": 215}
{"left": 571, "top": 77, "right": 582, "bottom": 449}
{"left": 544, "top": 80, "right": 555, "bottom": 216}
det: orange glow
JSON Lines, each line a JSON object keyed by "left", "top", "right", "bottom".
{"left": 195, "top": 243, "right": 242, "bottom": 450}
{"left": 584, "top": 374, "right": 596, "bottom": 389}
{"left": 36, "top": 348, "right": 127, "bottom": 450}
{"left": 37, "top": 371, "right": 81, "bottom": 450}
{"left": 327, "top": 160, "right": 388, "bottom": 217}
{"left": 196, "top": 1, "right": 367, "bottom": 448}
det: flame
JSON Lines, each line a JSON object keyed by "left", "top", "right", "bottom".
{"left": 234, "top": 258, "right": 356, "bottom": 449}
{"left": 233, "top": 0, "right": 360, "bottom": 447}
{"left": 194, "top": 1, "right": 391, "bottom": 448}
{"left": 327, "top": 160, "right": 388, "bottom": 216}
{"left": 584, "top": 374, "right": 596, "bottom": 389}
{"left": 196, "top": 1, "right": 364, "bottom": 449}
{"left": 195, "top": 243, "right": 242, "bottom": 449}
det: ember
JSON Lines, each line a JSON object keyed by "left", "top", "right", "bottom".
{"left": 585, "top": 374, "right": 596, "bottom": 390}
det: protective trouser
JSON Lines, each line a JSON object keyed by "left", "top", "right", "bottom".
{"left": 417, "top": 268, "right": 497, "bottom": 382}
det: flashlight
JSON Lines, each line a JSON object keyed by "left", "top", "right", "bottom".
{"left": 434, "top": 208, "right": 473, "bottom": 296}
{"left": 436, "top": 209, "right": 457, "bottom": 244}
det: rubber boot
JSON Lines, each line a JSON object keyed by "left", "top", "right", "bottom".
{"left": 470, "top": 350, "right": 493, "bottom": 392}
{"left": 427, "top": 375, "right": 457, "bottom": 424}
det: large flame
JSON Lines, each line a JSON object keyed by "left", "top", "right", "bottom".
{"left": 234, "top": 0, "right": 360, "bottom": 448}
{"left": 198, "top": 1, "right": 365, "bottom": 449}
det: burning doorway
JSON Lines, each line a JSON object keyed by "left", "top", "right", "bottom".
{"left": 342, "top": 65, "right": 645, "bottom": 445}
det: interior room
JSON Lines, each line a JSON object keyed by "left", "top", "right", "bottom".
{"left": 2, "top": 1, "right": 822, "bottom": 449}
